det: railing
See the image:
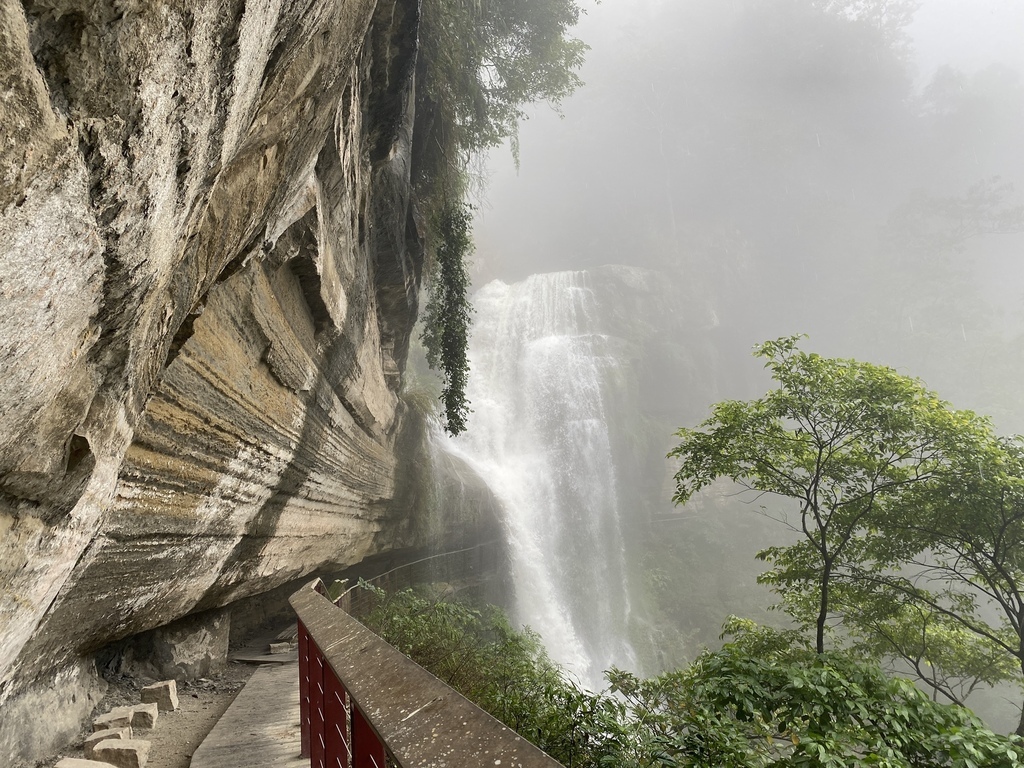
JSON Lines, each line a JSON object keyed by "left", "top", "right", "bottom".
{"left": 333, "top": 540, "right": 503, "bottom": 618}
{"left": 291, "top": 579, "right": 565, "bottom": 768}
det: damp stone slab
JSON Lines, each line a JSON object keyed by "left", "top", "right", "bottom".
{"left": 84, "top": 726, "right": 131, "bottom": 758}
{"left": 91, "top": 738, "right": 151, "bottom": 768}
{"left": 140, "top": 680, "right": 179, "bottom": 712}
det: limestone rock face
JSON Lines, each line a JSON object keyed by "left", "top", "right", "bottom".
{"left": 0, "top": 0, "right": 424, "bottom": 761}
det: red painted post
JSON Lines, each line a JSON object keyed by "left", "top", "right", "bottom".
{"left": 324, "top": 668, "right": 351, "bottom": 768}
{"left": 298, "top": 620, "right": 311, "bottom": 759}
{"left": 311, "top": 644, "right": 327, "bottom": 768}
{"left": 351, "top": 705, "right": 387, "bottom": 768}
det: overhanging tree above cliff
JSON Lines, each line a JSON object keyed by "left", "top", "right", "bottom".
{"left": 415, "top": 0, "right": 588, "bottom": 181}
{"left": 669, "top": 336, "right": 993, "bottom": 654}
{"left": 414, "top": 0, "right": 588, "bottom": 433}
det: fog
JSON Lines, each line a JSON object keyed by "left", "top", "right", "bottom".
{"left": 471, "top": 0, "right": 1024, "bottom": 420}
{"left": 435, "top": 0, "right": 1024, "bottom": 729}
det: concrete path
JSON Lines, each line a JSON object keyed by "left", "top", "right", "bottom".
{"left": 190, "top": 663, "right": 305, "bottom": 768}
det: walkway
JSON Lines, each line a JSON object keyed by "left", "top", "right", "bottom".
{"left": 190, "top": 662, "right": 305, "bottom": 768}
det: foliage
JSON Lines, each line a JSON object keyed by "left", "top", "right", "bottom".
{"left": 421, "top": 201, "right": 474, "bottom": 434}
{"left": 358, "top": 584, "right": 628, "bottom": 767}
{"left": 412, "top": 0, "right": 587, "bottom": 432}
{"left": 361, "top": 586, "right": 1024, "bottom": 767}
{"left": 416, "top": 0, "right": 587, "bottom": 181}
{"left": 669, "top": 336, "right": 992, "bottom": 653}
{"left": 859, "top": 434, "right": 1024, "bottom": 730}
{"left": 842, "top": 591, "right": 1020, "bottom": 705}
{"left": 610, "top": 618, "right": 1024, "bottom": 768}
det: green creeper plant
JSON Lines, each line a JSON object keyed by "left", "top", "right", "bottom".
{"left": 421, "top": 201, "right": 474, "bottom": 435}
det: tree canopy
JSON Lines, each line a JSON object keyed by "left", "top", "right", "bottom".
{"left": 670, "top": 337, "right": 1024, "bottom": 733}
{"left": 417, "top": 0, "right": 587, "bottom": 165}
{"left": 669, "top": 336, "right": 992, "bottom": 652}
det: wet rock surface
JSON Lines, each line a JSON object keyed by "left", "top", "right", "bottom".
{"left": 1, "top": 0, "right": 428, "bottom": 762}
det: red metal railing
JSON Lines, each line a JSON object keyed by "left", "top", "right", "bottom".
{"left": 291, "top": 578, "right": 565, "bottom": 768}
{"left": 298, "top": 581, "right": 388, "bottom": 768}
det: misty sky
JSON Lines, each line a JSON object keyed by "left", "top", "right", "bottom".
{"left": 476, "top": 0, "right": 1024, "bottom": 265}
{"left": 911, "top": 0, "right": 1024, "bottom": 80}
{"left": 468, "top": 0, "right": 1024, "bottom": 430}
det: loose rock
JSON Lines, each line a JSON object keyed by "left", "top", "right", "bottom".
{"left": 140, "top": 680, "right": 179, "bottom": 712}
{"left": 93, "top": 710, "right": 133, "bottom": 732}
{"left": 84, "top": 726, "right": 131, "bottom": 758}
{"left": 92, "top": 738, "right": 151, "bottom": 768}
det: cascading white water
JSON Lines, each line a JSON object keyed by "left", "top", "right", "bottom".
{"left": 442, "top": 271, "right": 636, "bottom": 688}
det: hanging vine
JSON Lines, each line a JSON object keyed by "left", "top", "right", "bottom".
{"left": 420, "top": 202, "right": 474, "bottom": 435}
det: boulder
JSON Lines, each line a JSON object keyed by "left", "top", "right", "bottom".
{"left": 92, "top": 710, "right": 132, "bottom": 732}
{"left": 140, "top": 680, "right": 178, "bottom": 712}
{"left": 84, "top": 726, "right": 131, "bottom": 758}
{"left": 91, "top": 738, "right": 151, "bottom": 768}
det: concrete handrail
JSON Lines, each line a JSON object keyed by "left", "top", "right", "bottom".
{"left": 290, "top": 579, "right": 566, "bottom": 768}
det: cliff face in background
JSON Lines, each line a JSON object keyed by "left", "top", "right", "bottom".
{"left": 0, "top": 0, "right": 435, "bottom": 760}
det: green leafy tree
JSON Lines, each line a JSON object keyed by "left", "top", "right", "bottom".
{"left": 413, "top": 0, "right": 588, "bottom": 433}
{"left": 840, "top": 587, "right": 1019, "bottom": 706}
{"left": 861, "top": 435, "right": 1024, "bottom": 733}
{"left": 669, "top": 336, "right": 992, "bottom": 653}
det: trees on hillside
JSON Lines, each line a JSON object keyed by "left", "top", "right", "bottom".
{"left": 670, "top": 338, "right": 1024, "bottom": 730}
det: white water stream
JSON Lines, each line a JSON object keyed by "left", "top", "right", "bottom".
{"left": 441, "top": 271, "right": 637, "bottom": 687}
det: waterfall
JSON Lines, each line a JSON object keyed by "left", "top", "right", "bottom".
{"left": 442, "top": 271, "right": 636, "bottom": 688}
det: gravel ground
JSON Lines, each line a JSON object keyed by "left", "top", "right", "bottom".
{"left": 36, "top": 664, "right": 256, "bottom": 768}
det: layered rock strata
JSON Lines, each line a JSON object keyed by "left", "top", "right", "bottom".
{"left": 0, "top": 0, "right": 427, "bottom": 760}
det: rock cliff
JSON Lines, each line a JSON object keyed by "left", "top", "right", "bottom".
{"left": 0, "top": 0, "right": 434, "bottom": 760}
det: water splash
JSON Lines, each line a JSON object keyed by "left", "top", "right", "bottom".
{"left": 441, "top": 271, "right": 636, "bottom": 687}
